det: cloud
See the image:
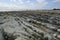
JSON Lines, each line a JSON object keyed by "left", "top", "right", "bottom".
{"left": 0, "top": 2, "right": 31, "bottom": 10}
{"left": 0, "top": 2, "right": 20, "bottom": 11}
{"left": 10, "top": 0, "right": 24, "bottom": 4}
{"left": 18, "top": 0, "right": 24, "bottom": 4}
{"left": 26, "top": 0, "right": 48, "bottom": 8}
{"left": 0, "top": 0, "right": 48, "bottom": 10}
{"left": 53, "top": 0, "right": 60, "bottom": 2}
{"left": 26, "top": 0, "right": 30, "bottom": 3}
{"left": 30, "top": 3, "right": 34, "bottom": 6}
{"left": 11, "top": 0, "right": 48, "bottom": 6}
{"left": 10, "top": 0, "right": 16, "bottom": 2}
{"left": 36, "top": 0, "right": 48, "bottom": 6}
{"left": 0, "top": 3, "right": 18, "bottom": 8}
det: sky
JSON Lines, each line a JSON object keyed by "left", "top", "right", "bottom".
{"left": 0, "top": 0, "right": 60, "bottom": 10}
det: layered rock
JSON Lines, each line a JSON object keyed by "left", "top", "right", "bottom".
{"left": 0, "top": 14, "right": 60, "bottom": 40}
{"left": 0, "top": 16, "right": 45, "bottom": 40}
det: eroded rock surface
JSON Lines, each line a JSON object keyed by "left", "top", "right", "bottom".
{"left": 0, "top": 16, "right": 45, "bottom": 40}
{"left": 0, "top": 13, "right": 60, "bottom": 40}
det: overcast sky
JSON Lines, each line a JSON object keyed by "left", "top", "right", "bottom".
{"left": 0, "top": 0, "right": 60, "bottom": 10}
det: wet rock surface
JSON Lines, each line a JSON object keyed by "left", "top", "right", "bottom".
{"left": 0, "top": 13, "right": 60, "bottom": 40}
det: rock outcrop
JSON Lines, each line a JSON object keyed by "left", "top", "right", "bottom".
{"left": 0, "top": 13, "right": 60, "bottom": 40}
